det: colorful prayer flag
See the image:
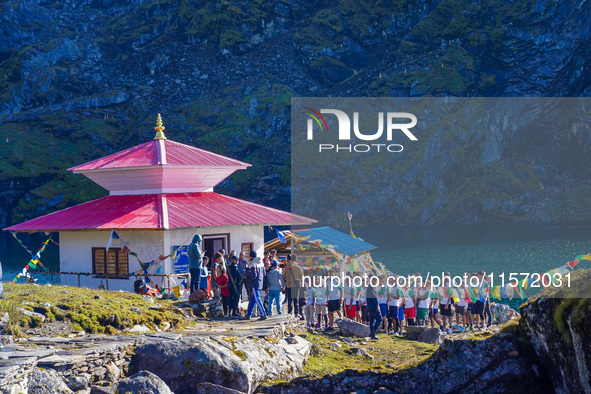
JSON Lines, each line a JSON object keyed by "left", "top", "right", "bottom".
{"left": 505, "top": 285, "right": 514, "bottom": 300}
{"left": 276, "top": 229, "right": 286, "bottom": 243}
{"left": 513, "top": 284, "right": 524, "bottom": 299}
{"left": 106, "top": 230, "right": 116, "bottom": 252}
{"left": 172, "top": 286, "right": 181, "bottom": 298}
{"left": 566, "top": 260, "right": 580, "bottom": 269}
{"left": 492, "top": 285, "right": 501, "bottom": 299}
{"left": 554, "top": 266, "right": 571, "bottom": 276}
{"left": 468, "top": 288, "right": 477, "bottom": 302}
{"left": 451, "top": 288, "right": 460, "bottom": 302}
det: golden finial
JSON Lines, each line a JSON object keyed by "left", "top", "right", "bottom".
{"left": 153, "top": 113, "right": 167, "bottom": 140}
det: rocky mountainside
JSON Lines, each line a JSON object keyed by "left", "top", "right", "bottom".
{"left": 519, "top": 268, "right": 591, "bottom": 393}
{"left": 262, "top": 270, "right": 591, "bottom": 393}
{"left": 261, "top": 334, "right": 550, "bottom": 393}
{"left": 0, "top": 0, "right": 589, "bottom": 227}
{"left": 292, "top": 97, "right": 591, "bottom": 226}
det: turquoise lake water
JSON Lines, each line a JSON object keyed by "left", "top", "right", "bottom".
{"left": 0, "top": 232, "right": 60, "bottom": 284}
{"left": 352, "top": 223, "right": 591, "bottom": 304}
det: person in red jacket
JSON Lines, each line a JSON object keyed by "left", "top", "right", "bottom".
{"left": 214, "top": 264, "right": 230, "bottom": 316}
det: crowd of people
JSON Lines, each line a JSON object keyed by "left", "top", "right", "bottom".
{"left": 357, "top": 271, "right": 508, "bottom": 339}
{"left": 186, "top": 235, "right": 305, "bottom": 321}
{"left": 280, "top": 270, "right": 511, "bottom": 340}
{"left": 186, "top": 236, "right": 515, "bottom": 340}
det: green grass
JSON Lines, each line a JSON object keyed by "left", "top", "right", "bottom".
{"left": 301, "top": 331, "right": 437, "bottom": 378}
{"left": 0, "top": 283, "right": 188, "bottom": 337}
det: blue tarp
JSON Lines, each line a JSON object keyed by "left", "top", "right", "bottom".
{"left": 295, "top": 227, "right": 377, "bottom": 256}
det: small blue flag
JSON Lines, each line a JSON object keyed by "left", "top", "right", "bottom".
{"left": 276, "top": 229, "right": 286, "bottom": 243}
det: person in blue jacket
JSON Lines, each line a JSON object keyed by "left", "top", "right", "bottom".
{"left": 188, "top": 234, "right": 203, "bottom": 293}
{"left": 200, "top": 256, "right": 210, "bottom": 295}
{"left": 242, "top": 251, "right": 267, "bottom": 320}
{"left": 266, "top": 261, "right": 285, "bottom": 315}
{"left": 366, "top": 281, "right": 382, "bottom": 340}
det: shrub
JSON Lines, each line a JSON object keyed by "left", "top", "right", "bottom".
{"left": 30, "top": 316, "right": 44, "bottom": 328}
{"left": 104, "top": 325, "right": 117, "bottom": 335}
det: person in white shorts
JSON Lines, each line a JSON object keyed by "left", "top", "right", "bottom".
{"left": 314, "top": 285, "right": 328, "bottom": 330}
{"left": 303, "top": 286, "right": 316, "bottom": 328}
{"left": 387, "top": 284, "right": 403, "bottom": 335}
{"left": 358, "top": 287, "right": 367, "bottom": 324}
{"left": 454, "top": 283, "right": 468, "bottom": 332}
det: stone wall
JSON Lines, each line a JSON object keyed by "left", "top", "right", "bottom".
{"left": 0, "top": 334, "right": 175, "bottom": 393}
{"left": 0, "top": 356, "right": 36, "bottom": 394}
{"left": 36, "top": 340, "right": 136, "bottom": 387}
{"left": 0, "top": 315, "right": 307, "bottom": 393}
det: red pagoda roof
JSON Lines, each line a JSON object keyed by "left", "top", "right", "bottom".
{"left": 4, "top": 193, "right": 316, "bottom": 231}
{"left": 5, "top": 115, "right": 316, "bottom": 232}
{"left": 69, "top": 139, "right": 251, "bottom": 172}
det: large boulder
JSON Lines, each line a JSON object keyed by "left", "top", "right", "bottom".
{"left": 28, "top": 367, "right": 74, "bottom": 394}
{"left": 116, "top": 370, "right": 173, "bottom": 394}
{"left": 261, "top": 335, "right": 549, "bottom": 393}
{"left": 67, "top": 375, "right": 90, "bottom": 391}
{"left": 336, "top": 318, "right": 370, "bottom": 337}
{"left": 17, "top": 307, "right": 45, "bottom": 323}
{"left": 404, "top": 335, "right": 547, "bottom": 393}
{"left": 404, "top": 325, "right": 429, "bottom": 340}
{"left": 131, "top": 335, "right": 311, "bottom": 394}
{"left": 417, "top": 328, "right": 442, "bottom": 344}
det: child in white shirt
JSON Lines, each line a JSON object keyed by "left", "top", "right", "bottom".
{"left": 314, "top": 286, "right": 328, "bottom": 330}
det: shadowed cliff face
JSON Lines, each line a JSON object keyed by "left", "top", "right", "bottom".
{"left": 520, "top": 270, "right": 591, "bottom": 393}
{"left": 0, "top": 0, "right": 589, "bottom": 227}
{"left": 292, "top": 98, "right": 591, "bottom": 226}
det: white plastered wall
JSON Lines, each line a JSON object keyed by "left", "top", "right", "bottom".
{"left": 58, "top": 224, "right": 264, "bottom": 292}
{"left": 59, "top": 230, "right": 164, "bottom": 291}
{"left": 165, "top": 224, "right": 265, "bottom": 261}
